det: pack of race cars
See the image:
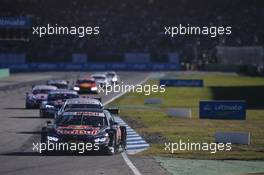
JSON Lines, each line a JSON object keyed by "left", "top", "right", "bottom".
{"left": 25, "top": 72, "right": 126, "bottom": 155}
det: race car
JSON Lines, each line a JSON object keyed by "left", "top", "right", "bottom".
{"left": 47, "top": 80, "right": 69, "bottom": 89}
{"left": 25, "top": 85, "right": 58, "bottom": 109}
{"left": 72, "top": 77, "right": 98, "bottom": 94}
{"left": 56, "top": 97, "right": 103, "bottom": 117}
{"left": 91, "top": 73, "right": 111, "bottom": 88}
{"left": 41, "top": 108, "right": 127, "bottom": 155}
{"left": 39, "top": 90, "right": 79, "bottom": 118}
{"left": 106, "top": 71, "right": 120, "bottom": 84}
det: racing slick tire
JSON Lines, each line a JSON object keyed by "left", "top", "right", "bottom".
{"left": 40, "top": 127, "right": 47, "bottom": 143}
{"left": 40, "top": 127, "right": 49, "bottom": 155}
{"left": 39, "top": 110, "right": 44, "bottom": 118}
{"left": 105, "top": 130, "right": 117, "bottom": 155}
{"left": 25, "top": 103, "right": 32, "bottom": 109}
{"left": 120, "top": 126, "right": 127, "bottom": 151}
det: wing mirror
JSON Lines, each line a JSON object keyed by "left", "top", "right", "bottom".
{"left": 107, "top": 107, "right": 120, "bottom": 114}
{"left": 110, "top": 120, "right": 118, "bottom": 126}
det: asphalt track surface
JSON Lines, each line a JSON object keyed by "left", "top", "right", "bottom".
{"left": 0, "top": 72, "right": 169, "bottom": 175}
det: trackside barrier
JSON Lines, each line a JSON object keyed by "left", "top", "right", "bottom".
{"left": 199, "top": 100, "right": 246, "bottom": 120}
{"left": 160, "top": 79, "right": 203, "bottom": 87}
{"left": 144, "top": 98, "right": 163, "bottom": 104}
{"left": 0, "top": 68, "right": 10, "bottom": 78}
{"left": 167, "top": 108, "right": 192, "bottom": 118}
{"left": 215, "top": 131, "right": 250, "bottom": 145}
{"left": 1, "top": 63, "right": 181, "bottom": 72}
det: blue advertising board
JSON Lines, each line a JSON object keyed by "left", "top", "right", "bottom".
{"left": 199, "top": 100, "right": 246, "bottom": 120}
{"left": 160, "top": 79, "right": 203, "bottom": 87}
{"left": 2, "top": 62, "right": 181, "bottom": 72}
{"left": 0, "top": 17, "right": 31, "bottom": 28}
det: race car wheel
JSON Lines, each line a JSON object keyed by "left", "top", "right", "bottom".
{"left": 25, "top": 103, "right": 31, "bottom": 109}
{"left": 106, "top": 131, "right": 117, "bottom": 155}
{"left": 39, "top": 110, "right": 44, "bottom": 118}
{"left": 40, "top": 127, "right": 47, "bottom": 143}
{"left": 40, "top": 127, "right": 50, "bottom": 155}
{"left": 120, "top": 126, "right": 127, "bottom": 150}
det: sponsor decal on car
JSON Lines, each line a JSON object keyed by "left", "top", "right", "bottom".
{"left": 57, "top": 125, "right": 100, "bottom": 135}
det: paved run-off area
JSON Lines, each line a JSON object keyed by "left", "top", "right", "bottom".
{"left": 155, "top": 157, "right": 264, "bottom": 175}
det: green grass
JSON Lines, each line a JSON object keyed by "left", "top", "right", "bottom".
{"left": 109, "top": 73, "right": 264, "bottom": 160}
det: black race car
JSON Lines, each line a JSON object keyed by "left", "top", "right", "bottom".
{"left": 40, "top": 108, "right": 126, "bottom": 155}
{"left": 47, "top": 80, "right": 69, "bottom": 89}
{"left": 40, "top": 90, "right": 79, "bottom": 118}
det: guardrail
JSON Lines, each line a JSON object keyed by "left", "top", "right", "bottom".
{"left": 1, "top": 63, "right": 181, "bottom": 72}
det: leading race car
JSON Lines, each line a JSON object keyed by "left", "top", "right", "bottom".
{"left": 41, "top": 108, "right": 127, "bottom": 155}
{"left": 25, "top": 85, "right": 58, "bottom": 109}
{"left": 91, "top": 73, "right": 111, "bottom": 88}
{"left": 47, "top": 80, "right": 69, "bottom": 89}
{"left": 40, "top": 90, "right": 79, "bottom": 118}
{"left": 105, "top": 71, "right": 120, "bottom": 84}
{"left": 72, "top": 77, "right": 98, "bottom": 94}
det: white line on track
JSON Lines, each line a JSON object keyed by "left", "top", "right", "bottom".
{"left": 121, "top": 152, "right": 141, "bottom": 175}
{"left": 102, "top": 74, "right": 150, "bottom": 175}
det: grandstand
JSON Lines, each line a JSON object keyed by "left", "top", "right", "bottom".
{"left": 0, "top": 0, "right": 263, "bottom": 66}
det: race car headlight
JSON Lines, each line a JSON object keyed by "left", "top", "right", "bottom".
{"left": 91, "top": 86, "right": 97, "bottom": 91}
{"left": 94, "top": 133, "right": 109, "bottom": 143}
{"left": 47, "top": 136, "right": 59, "bottom": 142}
{"left": 94, "top": 137, "right": 106, "bottom": 143}
{"left": 45, "top": 105, "right": 55, "bottom": 109}
{"left": 112, "top": 77, "right": 118, "bottom": 82}
{"left": 73, "top": 86, "right": 80, "bottom": 91}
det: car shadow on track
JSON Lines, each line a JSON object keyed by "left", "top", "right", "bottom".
{"left": 16, "top": 131, "right": 42, "bottom": 135}
{"left": 1, "top": 151, "right": 111, "bottom": 157}
{"left": 4, "top": 107, "right": 34, "bottom": 110}
{"left": 9, "top": 116, "right": 43, "bottom": 119}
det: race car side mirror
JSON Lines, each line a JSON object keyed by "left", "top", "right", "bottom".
{"left": 110, "top": 120, "right": 118, "bottom": 126}
{"left": 107, "top": 108, "right": 120, "bottom": 115}
{"left": 46, "top": 121, "right": 52, "bottom": 125}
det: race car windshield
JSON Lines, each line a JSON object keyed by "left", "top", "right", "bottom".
{"left": 32, "top": 89, "right": 51, "bottom": 94}
{"left": 48, "top": 94, "right": 78, "bottom": 101}
{"left": 93, "top": 76, "right": 105, "bottom": 80}
{"left": 58, "top": 115, "right": 106, "bottom": 127}
{"left": 77, "top": 80, "right": 95, "bottom": 84}
{"left": 64, "top": 104, "right": 102, "bottom": 110}
{"left": 107, "top": 73, "right": 115, "bottom": 77}
{"left": 51, "top": 84, "right": 68, "bottom": 89}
